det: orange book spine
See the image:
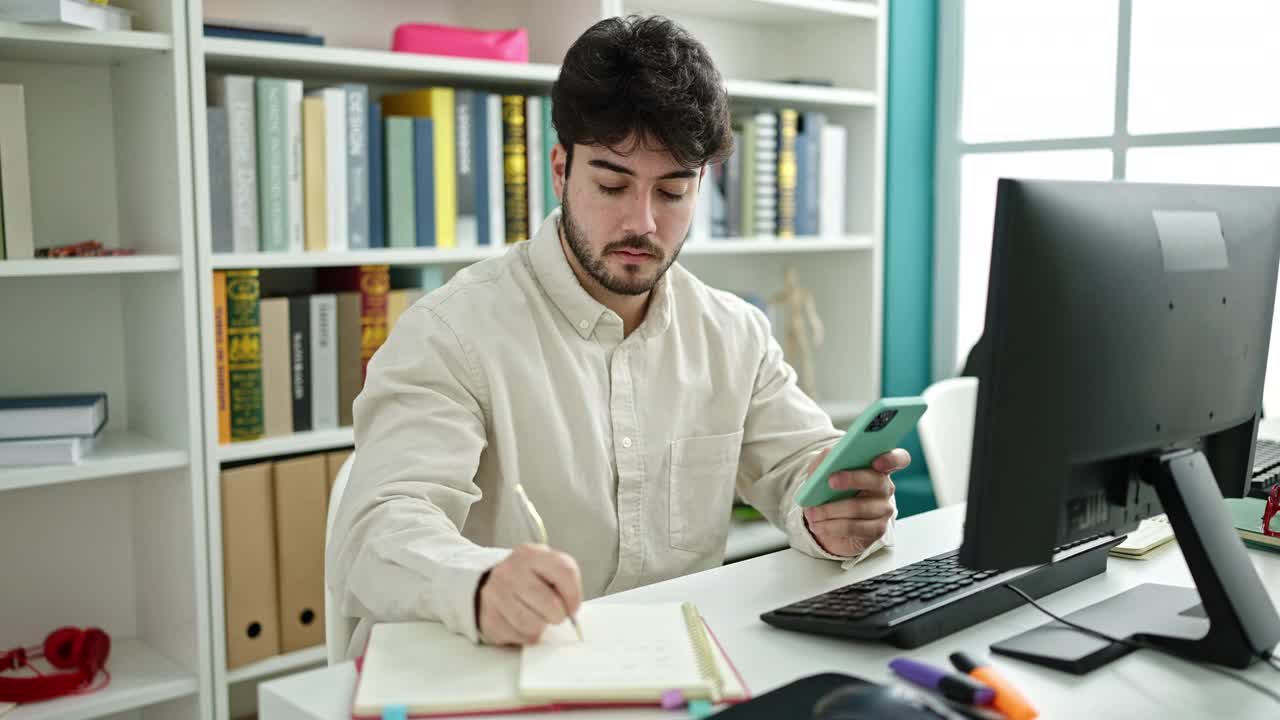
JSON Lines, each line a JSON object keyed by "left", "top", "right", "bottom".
{"left": 358, "top": 265, "right": 390, "bottom": 379}
{"left": 213, "top": 271, "right": 231, "bottom": 444}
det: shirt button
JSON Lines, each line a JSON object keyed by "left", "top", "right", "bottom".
{"left": 579, "top": 320, "right": 589, "bottom": 330}
{"left": 622, "top": 436, "right": 633, "bottom": 449}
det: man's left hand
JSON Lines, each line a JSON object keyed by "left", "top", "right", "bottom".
{"left": 802, "top": 448, "right": 910, "bottom": 557}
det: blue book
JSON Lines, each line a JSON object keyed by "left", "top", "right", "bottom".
{"left": 413, "top": 117, "right": 436, "bottom": 247}
{"left": 203, "top": 25, "right": 325, "bottom": 45}
{"left": 0, "top": 393, "right": 108, "bottom": 440}
{"left": 473, "top": 93, "right": 492, "bottom": 246}
{"left": 367, "top": 100, "right": 385, "bottom": 248}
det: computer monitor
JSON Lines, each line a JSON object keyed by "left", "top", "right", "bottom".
{"left": 960, "top": 178, "right": 1280, "bottom": 670}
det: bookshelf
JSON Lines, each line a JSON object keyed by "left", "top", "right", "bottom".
{"left": 0, "top": 0, "right": 212, "bottom": 718}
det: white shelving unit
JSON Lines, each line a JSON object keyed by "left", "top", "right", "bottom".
{"left": 0, "top": 2, "right": 211, "bottom": 718}
{"left": 186, "top": 3, "right": 886, "bottom": 718}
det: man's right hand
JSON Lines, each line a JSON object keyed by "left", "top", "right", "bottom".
{"left": 476, "top": 543, "right": 584, "bottom": 645}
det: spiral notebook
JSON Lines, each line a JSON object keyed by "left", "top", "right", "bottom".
{"left": 351, "top": 603, "right": 750, "bottom": 718}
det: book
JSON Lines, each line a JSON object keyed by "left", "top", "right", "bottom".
{"left": 0, "top": 84, "right": 33, "bottom": 260}
{"left": 284, "top": 80, "right": 304, "bottom": 253}
{"left": 226, "top": 269, "right": 265, "bottom": 441}
{"left": 1108, "top": 514, "right": 1175, "bottom": 559}
{"left": 412, "top": 117, "right": 436, "bottom": 247}
{"left": 776, "top": 108, "right": 798, "bottom": 238}
{"left": 0, "top": 433, "right": 96, "bottom": 467}
{"left": 542, "top": 95, "right": 558, "bottom": 215}
{"left": 301, "top": 95, "right": 327, "bottom": 252}
{"left": 483, "top": 93, "right": 506, "bottom": 246}
{"left": 344, "top": 84, "right": 370, "bottom": 250}
{"left": 321, "top": 266, "right": 390, "bottom": 380}
{"left": 0, "top": 393, "right": 106, "bottom": 441}
{"left": 309, "top": 294, "right": 339, "bottom": 430}
{"left": 208, "top": 76, "right": 260, "bottom": 254}
{"left": 1225, "top": 497, "right": 1280, "bottom": 551}
{"left": 501, "top": 94, "right": 528, "bottom": 244}
{"left": 796, "top": 111, "right": 824, "bottom": 236}
{"left": 317, "top": 87, "right": 348, "bottom": 251}
{"left": 213, "top": 272, "right": 231, "bottom": 444}
{"left": 207, "top": 107, "right": 233, "bottom": 253}
{"left": 819, "top": 124, "right": 847, "bottom": 237}
{"left": 288, "top": 295, "right": 312, "bottom": 433}
{"left": 351, "top": 603, "right": 749, "bottom": 718}
{"left": 255, "top": 78, "right": 290, "bottom": 252}
{"left": 384, "top": 116, "right": 415, "bottom": 249}
{"left": 0, "top": 0, "right": 132, "bottom": 30}
{"left": 525, "top": 96, "right": 545, "bottom": 232}
{"left": 454, "top": 89, "right": 478, "bottom": 248}
{"left": 367, "top": 100, "right": 385, "bottom": 249}
{"left": 259, "top": 297, "right": 293, "bottom": 437}
{"left": 203, "top": 25, "right": 324, "bottom": 45}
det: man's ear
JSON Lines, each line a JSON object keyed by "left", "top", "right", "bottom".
{"left": 551, "top": 143, "right": 569, "bottom": 201}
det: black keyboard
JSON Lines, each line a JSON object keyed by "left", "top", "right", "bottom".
{"left": 761, "top": 536, "right": 1121, "bottom": 649}
{"left": 1251, "top": 438, "right": 1280, "bottom": 497}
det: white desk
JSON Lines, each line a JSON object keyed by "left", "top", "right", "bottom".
{"left": 259, "top": 503, "right": 1280, "bottom": 719}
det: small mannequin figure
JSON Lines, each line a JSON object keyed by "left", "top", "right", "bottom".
{"left": 771, "top": 267, "right": 825, "bottom": 397}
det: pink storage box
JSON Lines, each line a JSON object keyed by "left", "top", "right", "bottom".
{"left": 392, "top": 23, "right": 529, "bottom": 63}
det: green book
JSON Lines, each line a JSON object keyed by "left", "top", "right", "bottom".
{"left": 225, "top": 269, "right": 264, "bottom": 441}
{"left": 542, "top": 96, "right": 557, "bottom": 214}
{"left": 255, "top": 77, "right": 290, "bottom": 252}
{"left": 385, "top": 116, "right": 416, "bottom": 249}
{"left": 1225, "top": 497, "right": 1280, "bottom": 553}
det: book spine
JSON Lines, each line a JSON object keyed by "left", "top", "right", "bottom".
{"left": 454, "top": 89, "right": 478, "bottom": 248}
{"left": 486, "top": 94, "right": 506, "bottom": 246}
{"left": 472, "top": 93, "right": 491, "bottom": 247}
{"left": 259, "top": 297, "right": 293, "bottom": 437}
{"left": 213, "top": 271, "right": 231, "bottom": 444}
{"left": 385, "top": 117, "right": 415, "bottom": 249}
{"left": 776, "top": 108, "right": 798, "bottom": 239}
{"left": 753, "top": 113, "right": 778, "bottom": 236}
{"left": 215, "top": 76, "right": 260, "bottom": 254}
{"left": 725, "top": 128, "right": 742, "bottom": 238}
{"left": 322, "top": 87, "right": 348, "bottom": 251}
{"left": 289, "top": 295, "right": 312, "bottom": 432}
{"left": 226, "top": 269, "right": 264, "bottom": 441}
{"left": 302, "top": 96, "right": 327, "bottom": 252}
{"left": 501, "top": 95, "right": 528, "bottom": 244}
{"left": 525, "top": 96, "right": 544, "bottom": 232}
{"left": 543, "top": 96, "right": 558, "bottom": 214}
{"left": 819, "top": 124, "right": 846, "bottom": 237}
{"left": 309, "top": 294, "right": 339, "bottom": 430}
{"left": 0, "top": 85, "right": 33, "bottom": 259}
{"left": 285, "top": 80, "right": 304, "bottom": 252}
{"left": 345, "top": 84, "right": 370, "bottom": 250}
{"left": 413, "top": 118, "right": 436, "bottom": 247}
{"left": 367, "top": 100, "right": 385, "bottom": 249}
{"left": 255, "top": 78, "right": 289, "bottom": 252}
{"left": 358, "top": 266, "right": 390, "bottom": 379}
{"left": 207, "top": 106, "right": 234, "bottom": 254}
{"left": 798, "top": 111, "right": 824, "bottom": 236}
{"left": 430, "top": 88, "right": 457, "bottom": 249}
{"left": 741, "top": 118, "right": 756, "bottom": 237}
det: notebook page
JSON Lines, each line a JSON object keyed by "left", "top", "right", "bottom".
{"left": 518, "top": 603, "right": 712, "bottom": 702}
{"left": 353, "top": 621, "right": 524, "bottom": 717}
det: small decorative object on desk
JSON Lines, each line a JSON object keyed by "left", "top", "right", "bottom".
{"left": 391, "top": 22, "right": 529, "bottom": 63}
{"left": 0, "top": 0, "right": 134, "bottom": 31}
{"left": 35, "top": 240, "right": 136, "bottom": 257}
{"left": 771, "top": 267, "right": 824, "bottom": 398}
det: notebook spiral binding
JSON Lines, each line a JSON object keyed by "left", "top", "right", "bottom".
{"left": 681, "top": 602, "right": 724, "bottom": 703}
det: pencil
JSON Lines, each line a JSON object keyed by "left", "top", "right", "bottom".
{"left": 514, "top": 483, "right": 584, "bottom": 641}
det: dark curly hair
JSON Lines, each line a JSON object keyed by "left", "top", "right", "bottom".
{"left": 551, "top": 15, "right": 734, "bottom": 175}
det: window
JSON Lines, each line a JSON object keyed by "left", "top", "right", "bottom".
{"left": 937, "top": 2, "right": 1280, "bottom": 411}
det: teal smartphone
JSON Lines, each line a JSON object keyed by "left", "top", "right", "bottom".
{"left": 794, "top": 397, "right": 929, "bottom": 507}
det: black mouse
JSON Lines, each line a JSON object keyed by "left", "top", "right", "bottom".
{"left": 812, "top": 683, "right": 958, "bottom": 720}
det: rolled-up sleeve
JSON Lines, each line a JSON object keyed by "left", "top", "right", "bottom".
{"left": 326, "top": 304, "right": 509, "bottom": 651}
{"left": 733, "top": 307, "right": 894, "bottom": 565}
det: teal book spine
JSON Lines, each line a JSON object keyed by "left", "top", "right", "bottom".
{"left": 385, "top": 116, "right": 416, "bottom": 249}
{"left": 255, "top": 77, "right": 290, "bottom": 252}
{"left": 542, "top": 96, "right": 557, "bottom": 213}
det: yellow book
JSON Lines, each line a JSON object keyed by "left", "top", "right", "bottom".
{"left": 381, "top": 88, "right": 457, "bottom": 248}
{"left": 302, "top": 96, "right": 327, "bottom": 252}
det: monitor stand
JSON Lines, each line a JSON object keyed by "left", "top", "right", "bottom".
{"left": 990, "top": 448, "right": 1280, "bottom": 674}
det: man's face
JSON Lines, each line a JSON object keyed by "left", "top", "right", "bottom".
{"left": 555, "top": 139, "right": 701, "bottom": 296}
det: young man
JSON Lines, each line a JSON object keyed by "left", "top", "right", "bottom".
{"left": 327, "top": 15, "right": 907, "bottom": 657}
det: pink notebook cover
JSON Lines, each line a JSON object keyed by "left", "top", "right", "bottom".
{"left": 391, "top": 23, "right": 529, "bottom": 63}
{"left": 348, "top": 619, "right": 751, "bottom": 719}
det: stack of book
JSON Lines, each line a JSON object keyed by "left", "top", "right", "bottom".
{"left": 214, "top": 265, "right": 441, "bottom": 443}
{"left": 0, "top": 393, "right": 108, "bottom": 467}
{"left": 206, "top": 78, "right": 558, "bottom": 254}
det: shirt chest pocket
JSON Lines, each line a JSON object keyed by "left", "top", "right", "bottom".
{"left": 668, "top": 430, "right": 744, "bottom": 554}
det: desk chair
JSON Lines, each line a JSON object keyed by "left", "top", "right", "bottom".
{"left": 324, "top": 452, "right": 355, "bottom": 665}
{"left": 918, "top": 376, "right": 978, "bottom": 507}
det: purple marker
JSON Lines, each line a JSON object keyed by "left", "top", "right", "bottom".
{"left": 889, "top": 657, "right": 996, "bottom": 705}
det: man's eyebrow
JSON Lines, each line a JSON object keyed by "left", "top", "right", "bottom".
{"left": 587, "top": 159, "right": 697, "bottom": 181}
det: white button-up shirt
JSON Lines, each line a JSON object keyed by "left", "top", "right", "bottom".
{"left": 327, "top": 209, "right": 893, "bottom": 659}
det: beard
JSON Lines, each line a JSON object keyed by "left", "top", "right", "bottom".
{"left": 559, "top": 190, "right": 683, "bottom": 296}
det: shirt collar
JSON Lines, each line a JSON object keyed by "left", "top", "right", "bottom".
{"left": 529, "top": 208, "right": 673, "bottom": 341}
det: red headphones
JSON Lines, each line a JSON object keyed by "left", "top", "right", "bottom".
{"left": 0, "top": 627, "right": 111, "bottom": 703}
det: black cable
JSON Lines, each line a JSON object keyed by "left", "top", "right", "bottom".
{"left": 1004, "top": 584, "right": 1280, "bottom": 704}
